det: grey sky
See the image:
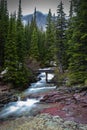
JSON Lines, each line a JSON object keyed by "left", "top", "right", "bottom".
{"left": 7, "top": 0, "right": 70, "bottom": 16}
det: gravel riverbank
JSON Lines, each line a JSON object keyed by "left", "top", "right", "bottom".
{"left": 0, "top": 114, "right": 87, "bottom": 130}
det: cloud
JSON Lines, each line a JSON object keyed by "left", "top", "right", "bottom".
{"left": 7, "top": 0, "right": 70, "bottom": 15}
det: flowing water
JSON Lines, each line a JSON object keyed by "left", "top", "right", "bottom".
{"left": 0, "top": 68, "right": 56, "bottom": 120}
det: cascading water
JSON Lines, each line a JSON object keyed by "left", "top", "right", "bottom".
{"left": 0, "top": 99, "right": 39, "bottom": 119}
{"left": 0, "top": 68, "right": 56, "bottom": 120}
{"left": 24, "top": 72, "right": 56, "bottom": 95}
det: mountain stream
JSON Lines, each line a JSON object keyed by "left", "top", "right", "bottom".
{"left": 0, "top": 68, "right": 56, "bottom": 120}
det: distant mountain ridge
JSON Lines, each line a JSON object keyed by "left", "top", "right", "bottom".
{"left": 22, "top": 11, "right": 47, "bottom": 30}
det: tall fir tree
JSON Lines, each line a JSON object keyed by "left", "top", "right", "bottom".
{"left": 69, "top": 0, "right": 73, "bottom": 18}
{"left": 56, "top": 1, "right": 67, "bottom": 73}
{"left": 29, "top": 7, "right": 40, "bottom": 61}
{"left": 9, "top": 0, "right": 30, "bottom": 87}
{"left": 0, "top": 0, "right": 9, "bottom": 68}
{"left": 30, "top": 28, "right": 39, "bottom": 60}
{"left": 37, "top": 29, "right": 46, "bottom": 65}
{"left": 16, "top": 0, "right": 26, "bottom": 63}
{"left": 33, "top": 7, "right": 37, "bottom": 29}
{"left": 24, "top": 21, "right": 31, "bottom": 55}
{"left": 29, "top": 7, "right": 37, "bottom": 37}
{"left": 66, "top": 0, "right": 74, "bottom": 68}
{"left": 29, "top": 8, "right": 37, "bottom": 55}
{"left": 68, "top": 0, "right": 87, "bottom": 84}
{"left": 45, "top": 9, "right": 56, "bottom": 66}
{"left": 4, "top": 13, "right": 18, "bottom": 84}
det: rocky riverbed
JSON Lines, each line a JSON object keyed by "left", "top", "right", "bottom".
{"left": 0, "top": 83, "right": 18, "bottom": 110}
{"left": 0, "top": 114, "right": 87, "bottom": 130}
{"left": 0, "top": 81, "right": 87, "bottom": 129}
{"left": 39, "top": 86, "right": 87, "bottom": 124}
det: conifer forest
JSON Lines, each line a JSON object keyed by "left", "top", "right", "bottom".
{"left": 0, "top": 1, "right": 87, "bottom": 129}
{"left": 0, "top": 0, "right": 87, "bottom": 88}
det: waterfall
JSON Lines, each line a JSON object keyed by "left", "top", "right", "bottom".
{"left": 18, "top": 96, "right": 21, "bottom": 101}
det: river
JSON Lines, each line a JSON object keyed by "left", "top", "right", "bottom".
{"left": 0, "top": 68, "right": 56, "bottom": 120}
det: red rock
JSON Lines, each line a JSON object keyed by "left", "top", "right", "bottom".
{"left": 39, "top": 90, "right": 87, "bottom": 124}
{"left": 40, "top": 104, "right": 68, "bottom": 119}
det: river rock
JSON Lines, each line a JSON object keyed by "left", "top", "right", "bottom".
{"left": 0, "top": 93, "right": 18, "bottom": 107}
{"left": 0, "top": 114, "right": 87, "bottom": 130}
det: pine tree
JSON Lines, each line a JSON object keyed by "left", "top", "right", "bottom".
{"left": 45, "top": 9, "right": 56, "bottom": 66}
{"left": 16, "top": 0, "right": 26, "bottom": 63}
{"left": 37, "top": 28, "right": 46, "bottom": 65}
{"left": 68, "top": 0, "right": 87, "bottom": 84}
{"left": 33, "top": 7, "right": 37, "bottom": 29}
{"left": 66, "top": 0, "right": 74, "bottom": 68}
{"left": 0, "top": 0, "right": 9, "bottom": 67}
{"left": 29, "top": 7, "right": 37, "bottom": 38}
{"left": 29, "top": 7, "right": 40, "bottom": 61}
{"left": 30, "top": 28, "right": 39, "bottom": 60}
{"left": 56, "top": 1, "right": 67, "bottom": 73}
{"left": 4, "top": 13, "right": 18, "bottom": 83}
{"left": 69, "top": 0, "right": 73, "bottom": 18}
{"left": 24, "top": 21, "right": 31, "bottom": 55}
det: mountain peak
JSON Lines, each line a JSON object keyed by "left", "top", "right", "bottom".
{"left": 23, "top": 11, "right": 47, "bottom": 30}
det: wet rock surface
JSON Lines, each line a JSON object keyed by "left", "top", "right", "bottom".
{"left": 40, "top": 87, "right": 87, "bottom": 124}
{"left": 0, "top": 83, "right": 18, "bottom": 109}
{"left": 0, "top": 114, "right": 87, "bottom": 130}
{"left": 0, "top": 78, "right": 87, "bottom": 130}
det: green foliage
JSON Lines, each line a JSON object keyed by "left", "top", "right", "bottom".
{"left": 24, "top": 23, "right": 31, "bottom": 55}
{"left": 37, "top": 30, "right": 46, "bottom": 65}
{"left": 30, "top": 28, "right": 39, "bottom": 60}
{"left": 84, "top": 79, "right": 87, "bottom": 86}
{"left": 68, "top": 0, "right": 87, "bottom": 85}
{"left": 56, "top": 1, "right": 67, "bottom": 72}
{"left": 54, "top": 68, "right": 68, "bottom": 86}
{"left": 45, "top": 9, "right": 56, "bottom": 66}
{"left": 16, "top": 0, "right": 26, "bottom": 63}
{"left": 16, "top": 24, "right": 26, "bottom": 62}
{"left": 1, "top": 0, "right": 87, "bottom": 88}
{"left": 68, "top": 71, "right": 87, "bottom": 85}
{"left": 3, "top": 66, "right": 31, "bottom": 88}
{"left": 3, "top": 0, "right": 33, "bottom": 88}
{"left": 12, "top": 67, "right": 30, "bottom": 87}
{"left": 0, "top": 0, "right": 9, "bottom": 67}
{"left": 4, "top": 13, "right": 18, "bottom": 86}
